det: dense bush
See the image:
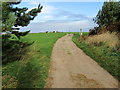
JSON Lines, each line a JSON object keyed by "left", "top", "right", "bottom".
{"left": 89, "top": 21, "right": 120, "bottom": 36}
{"left": 2, "top": 34, "right": 33, "bottom": 64}
{"left": 89, "top": 1, "right": 120, "bottom": 35}
{"left": 88, "top": 27, "right": 99, "bottom": 36}
{"left": 94, "top": 1, "right": 120, "bottom": 27}
{"left": 106, "top": 22, "right": 120, "bottom": 33}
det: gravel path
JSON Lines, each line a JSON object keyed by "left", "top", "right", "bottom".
{"left": 45, "top": 34, "right": 118, "bottom": 88}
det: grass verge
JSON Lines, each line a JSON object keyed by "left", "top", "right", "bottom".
{"left": 72, "top": 33, "right": 120, "bottom": 81}
{"left": 2, "top": 33, "right": 66, "bottom": 88}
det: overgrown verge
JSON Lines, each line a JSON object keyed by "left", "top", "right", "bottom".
{"left": 72, "top": 32, "right": 120, "bottom": 81}
{"left": 2, "top": 33, "right": 66, "bottom": 88}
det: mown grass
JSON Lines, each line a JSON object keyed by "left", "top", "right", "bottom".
{"left": 2, "top": 33, "right": 66, "bottom": 88}
{"left": 72, "top": 33, "right": 120, "bottom": 81}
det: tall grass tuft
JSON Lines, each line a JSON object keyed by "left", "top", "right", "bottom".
{"left": 86, "top": 32, "right": 119, "bottom": 49}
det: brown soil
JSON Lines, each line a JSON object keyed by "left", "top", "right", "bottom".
{"left": 45, "top": 34, "right": 118, "bottom": 88}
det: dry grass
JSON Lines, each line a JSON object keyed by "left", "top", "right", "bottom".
{"left": 86, "top": 32, "right": 119, "bottom": 48}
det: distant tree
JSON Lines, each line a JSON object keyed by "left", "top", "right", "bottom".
{"left": 53, "top": 31, "right": 56, "bottom": 33}
{"left": 94, "top": 1, "right": 120, "bottom": 27}
{"left": 46, "top": 31, "right": 49, "bottom": 33}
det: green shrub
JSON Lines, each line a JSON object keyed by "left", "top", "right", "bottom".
{"left": 2, "top": 34, "right": 31, "bottom": 64}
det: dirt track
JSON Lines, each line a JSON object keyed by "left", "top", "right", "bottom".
{"left": 45, "top": 34, "right": 118, "bottom": 88}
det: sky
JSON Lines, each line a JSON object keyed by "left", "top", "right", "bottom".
{"left": 14, "top": 1, "right": 103, "bottom": 33}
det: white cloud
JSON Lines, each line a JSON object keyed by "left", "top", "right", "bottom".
{"left": 27, "top": 0, "right": 45, "bottom": 5}
{"left": 43, "top": 15, "right": 53, "bottom": 19}
{"left": 19, "top": 2, "right": 96, "bottom": 32}
{"left": 20, "top": 19, "right": 96, "bottom": 33}
{"left": 26, "top": 4, "right": 58, "bottom": 23}
{"left": 28, "top": 1, "right": 39, "bottom": 5}
{"left": 26, "top": 0, "right": 57, "bottom": 14}
{"left": 26, "top": 2, "right": 58, "bottom": 14}
{"left": 41, "top": 5, "right": 58, "bottom": 14}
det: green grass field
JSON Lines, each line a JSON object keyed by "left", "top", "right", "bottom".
{"left": 72, "top": 33, "right": 119, "bottom": 81}
{"left": 3, "top": 32, "right": 119, "bottom": 88}
{"left": 2, "top": 33, "right": 66, "bottom": 88}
